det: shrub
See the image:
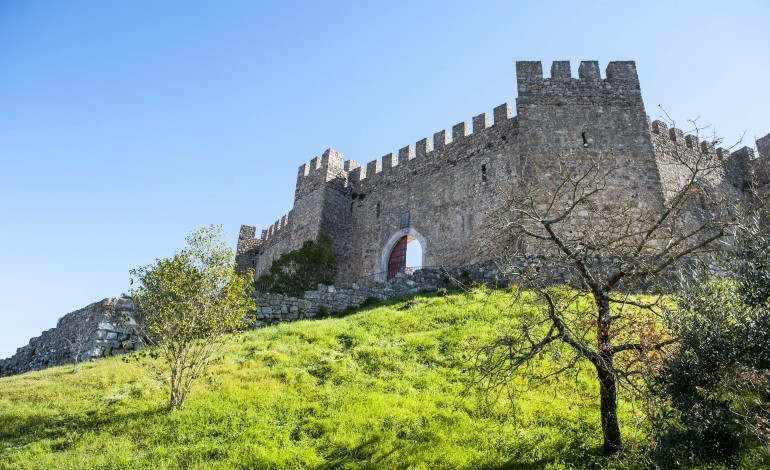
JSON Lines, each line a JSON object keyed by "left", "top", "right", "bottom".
{"left": 651, "top": 220, "right": 770, "bottom": 464}
{"left": 258, "top": 234, "right": 337, "bottom": 296}
{"left": 129, "top": 225, "right": 255, "bottom": 410}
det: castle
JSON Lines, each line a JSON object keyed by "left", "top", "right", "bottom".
{"left": 236, "top": 60, "right": 770, "bottom": 283}
{"left": 3, "top": 60, "right": 768, "bottom": 377}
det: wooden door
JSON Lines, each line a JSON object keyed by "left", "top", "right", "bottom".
{"left": 387, "top": 236, "right": 408, "bottom": 280}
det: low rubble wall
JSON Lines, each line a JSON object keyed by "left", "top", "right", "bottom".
{"left": 251, "top": 268, "right": 450, "bottom": 325}
{"left": 0, "top": 298, "right": 140, "bottom": 377}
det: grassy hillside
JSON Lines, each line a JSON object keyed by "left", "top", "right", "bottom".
{"left": 1, "top": 288, "right": 655, "bottom": 469}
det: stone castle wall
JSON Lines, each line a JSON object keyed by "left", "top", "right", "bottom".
{"left": 238, "top": 59, "right": 765, "bottom": 282}
{"left": 248, "top": 259, "right": 635, "bottom": 326}
{"left": 0, "top": 298, "right": 140, "bottom": 377}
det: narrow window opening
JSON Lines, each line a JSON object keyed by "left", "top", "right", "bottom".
{"left": 581, "top": 132, "right": 588, "bottom": 148}
{"left": 376, "top": 202, "right": 381, "bottom": 218}
{"left": 481, "top": 164, "right": 488, "bottom": 182}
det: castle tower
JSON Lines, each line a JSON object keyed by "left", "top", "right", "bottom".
{"left": 237, "top": 148, "right": 357, "bottom": 278}
{"left": 515, "top": 60, "right": 652, "bottom": 156}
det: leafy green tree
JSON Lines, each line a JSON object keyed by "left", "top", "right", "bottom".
{"left": 259, "top": 234, "right": 337, "bottom": 296}
{"left": 130, "top": 225, "right": 255, "bottom": 410}
{"left": 651, "top": 219, "right": 770, "bottom": 464}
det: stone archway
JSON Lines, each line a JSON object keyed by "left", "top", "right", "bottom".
{"left": 380, "top": 228, "right": 427, "bottom": 282}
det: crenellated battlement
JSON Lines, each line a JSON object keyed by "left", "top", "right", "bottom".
{"left": 291, "top": 100, "right": 516, "bottom": 189}
{"left": 515, "top": 60, "right": 639, "bottom": 87}
{"left": 295, "top": 148, "right": 351, "bottom": 200}
{"left": 516, "top": 60, "right": 642, "bottom": 109}
{"left": 239, "top": 224, "right": 257, "bottom": 241}
{"left": 346, "top": 103, "right": 513, "bottom": 185}
{"left": 650, "top": 119, "right": 737, "bottom": 160}
{"left": 296, "top": 148, "right": 346, "bottom": 182}
{"left": 259, "top": 211, "right": 293, "bottom": 243}
{"left": 649, "top": 118, "right": 766, "bottom": 197}
{"left": 236, "top": 210, "right": 294, "bottom": 255}
{"left": 235, "top": 224, "right": 262, "bottom": 270}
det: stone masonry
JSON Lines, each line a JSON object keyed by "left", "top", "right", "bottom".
{"left": 237, "top": 59, "right": 770, "bottom": 284}
{"left": 251, "top": 268, "right": 449, "bottom": 326}
{"left": 0, "top": 298, "right": 140, "bottom": 377}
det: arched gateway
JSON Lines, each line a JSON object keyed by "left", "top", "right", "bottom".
{"left": 380, "top": 228, "right": 426, "bottom": 281}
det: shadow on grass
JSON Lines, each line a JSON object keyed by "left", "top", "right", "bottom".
{"left": 479, "top": 446, "right": 634, "bottom": 470}
{"left": 317, "top": 434, "right": 405, "bottom": 469}
{"left": 313, "top": 434, "right": 616, "bottom": 469}
{"left": 0, "top": 404, "right": 167, "bottom": 451}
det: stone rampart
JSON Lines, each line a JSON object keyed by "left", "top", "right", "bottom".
{"left": 0, "top": 298, "right": 140, "bottom": 377}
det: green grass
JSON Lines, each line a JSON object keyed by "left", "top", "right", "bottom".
{"left": 0, "top": 288, "right": 721, "bottom": 468}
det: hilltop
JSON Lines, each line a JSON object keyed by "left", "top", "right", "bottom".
{"left": 0, "top": 289, "right": 726, "bottom": 469}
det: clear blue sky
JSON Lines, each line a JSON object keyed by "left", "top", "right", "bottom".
{"left": 1, "top": 1, "right": 768, "bottom": 359}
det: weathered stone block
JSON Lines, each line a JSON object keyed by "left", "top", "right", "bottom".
{"left": 382, "top": 153, "right": 398, "bottom": 170}
{"left": 416, "top": 138, "right": 432, "bottom": 158}
{"left": 452, "top": 122, "right": 469, "bottom": 141}
{"left": 434, "top": 130, "right": 450, "bottom": 150}
{"left": 550, "top": 61, "right": 571, "bottom": 79}
{"left": 472, "top": 113, "right": 490, "bottom": 132}
{"left": 516, "top": 61, "right": 543, "bottom": 81}
{"left": 578, "top": 61, "right": 600, "bottom": 80}
{"left": 398, "top": 146, "right": 415, "bottom": 161}
{"left": 493, "top": 104, "right": 511, "bottom": 124}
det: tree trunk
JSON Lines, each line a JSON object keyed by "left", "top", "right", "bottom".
{"left": 596, "top": 362, "right": 623, "bottom": 453}
{"left": 170, "top": 367, "right": 182, "bottom": 410}
{"left": 595, "top": 293, "right": 623, "bottom": 453}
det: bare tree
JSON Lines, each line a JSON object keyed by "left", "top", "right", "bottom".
{"left": 472, "top": 124, "right": 739, "bottom": 453}
{"left": 63, "top": 335, "right": 88, "bottom": 372}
